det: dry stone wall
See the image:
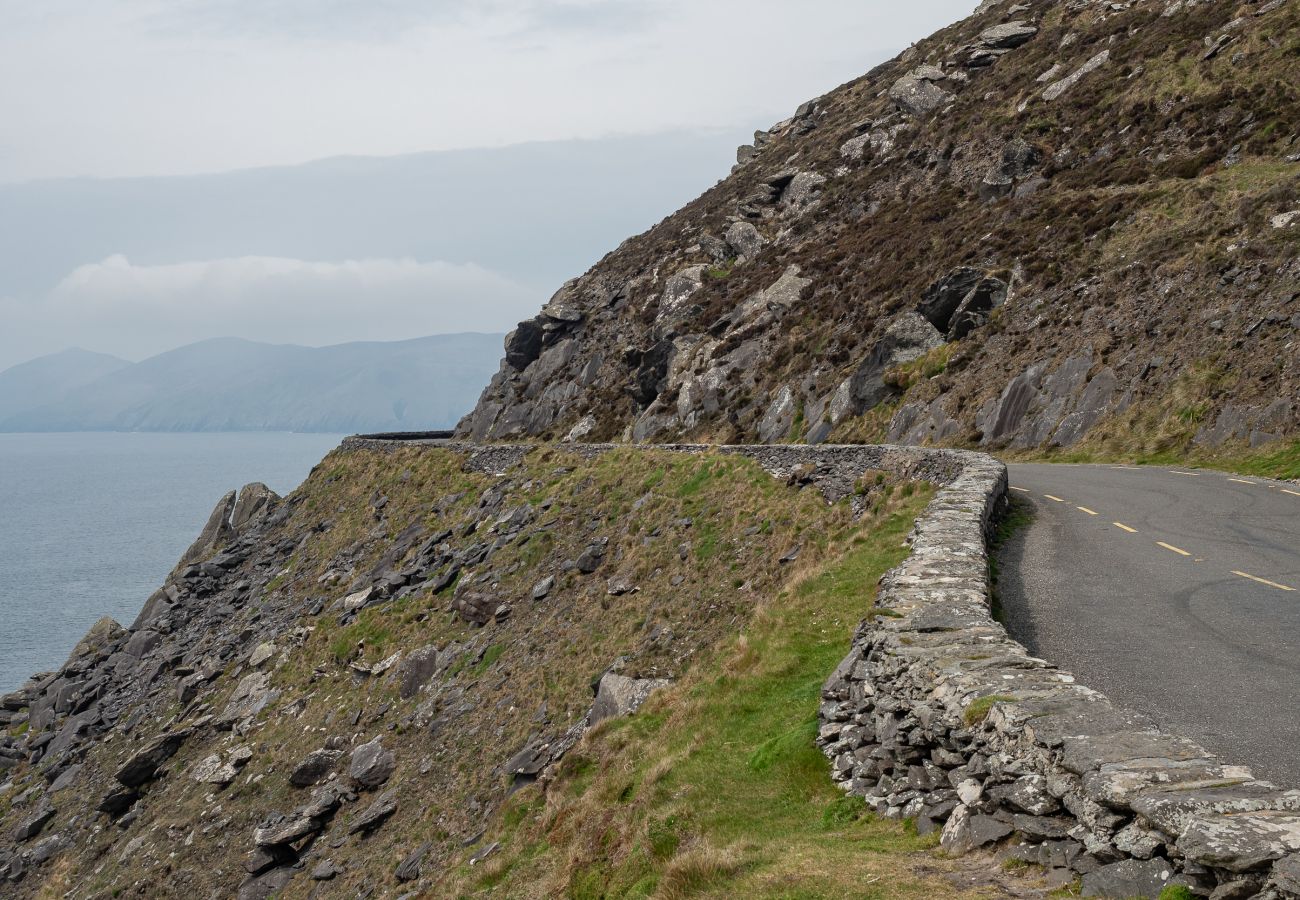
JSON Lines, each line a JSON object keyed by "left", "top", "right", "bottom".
{"left": 816, "top": 452, "right": 1300, "bottom": 900}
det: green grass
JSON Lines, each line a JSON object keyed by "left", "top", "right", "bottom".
{"left": 1022, "top": 438, "right": 1300, "bottom": 483}
{"left": 471, "top": 643, "right": 506, "bottom": 677}
{"left": 964, "top": 695, "right": 1016, "bottom": 727}
{"left": 437, "top": 488, "right": 1013, "bottom": 899}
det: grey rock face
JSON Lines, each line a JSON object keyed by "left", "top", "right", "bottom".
{"left": 589, "top": 674, "right": 671, "bottom": 726}
{"left": 231, "top": 483, "right": 279, "bottom": 531}
{"left": 758, "top": 385, "right": 797, "bottom": 444}
{"left": 780, "top": 172, "right": 826, "bottom": 213}
{"left": 347, "top": 789, "right": 398, "bottom": 834}
{"left": 1081, "top": 858, "right": 1173, "bottom": 898}
{"left": 978, "top": 21, "right": 1038, "bottom": 49}
{"left": 114, "top": 728, "right": 190, "bottom": 788}
{"left": 575, "top": 540, "right": 608, "bottom": 574}
{"left": 180, "top": 490, "right": 237, "bottom": 566}
{"left": 10, "top": 801, "right": 56, "bottom": 843}
{"left": 828, "top": 312, "right": 945, "bottom": 427}
{"left": 889, "top": 68, "right": 956, "bottom": 116}
{"left": 253, "top": 811, "right": 319, "bottom": 847}
{"left": 724, "top": 221, "right": 765, "bottom": 259}
{"left": 531, "top": 575, "right": 555, "bottom": 601}
{"left": 310, "top": 859, "right": 341, "bottom": 880}
{"left": 238, "top": 866, "right": 296, "bottom": 900}
{"left": 657, "top": 266, "right": 707, "bottom": 323}
{"left": 398, "top": 645, "right": 442, "bottom": 699}
{"left": 396, "top": 841, "right": 431, "bottom": 882}
{"left": 1043, "top": 50, "right": 1110, "bottom": 102}
{"left": 349, "top": 738, "right": 396, "bottom": 789}
{"left": 504, "top": 320, "right": 545, "bottom": 371}
{"left": 289, "top": 749, "right": 344, "bottom": 788}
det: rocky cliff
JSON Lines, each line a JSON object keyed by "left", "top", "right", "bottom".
{"left": 460, "top": 0, "right": 1300, "bottom": 454}
{"left": 1, "top": 442, "right": 983, "bottom": 898}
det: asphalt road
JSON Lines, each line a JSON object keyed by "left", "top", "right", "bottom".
{"left": 999, "top": 463, "right": 1300, "bottom": 785}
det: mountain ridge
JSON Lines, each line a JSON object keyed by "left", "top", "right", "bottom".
{"left": 0, "top": 333, "right": 505, "bottom": 434}
{"left": 460, "top": 0, "right": 1300, "bottom": 459}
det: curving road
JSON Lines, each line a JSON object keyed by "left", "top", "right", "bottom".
{"left": 999, "top": 463, "right": 1300, "bottom": 785}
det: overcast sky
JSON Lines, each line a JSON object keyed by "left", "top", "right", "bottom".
{"left": 0, "top": 0, "right": 975, "bottom": 370}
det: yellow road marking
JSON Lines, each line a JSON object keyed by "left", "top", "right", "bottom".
{"left": 1010, "top": 486, "right": 1030, "bottom": 493}
{"left": 1228, "top": 478, "right": 1256, "bottom": 485}
{"left": 1232, "top": 570, "right": 1297, "bottom": 592}
{"left": 1170, "top": 470, "right": 1199, "bottom": 476}
{"left": 1113, "top": 522, "right": 1138, "bottom": 533}
{"left": 1282, "top": 489, "right": 1300, "bottom": 498}
{"left": 1044, "top": 494, "right": 1065, "bottom": 502}
{"left": 1111, "top": 465, "right": 1141, "bottom": 470}
{"left": 1077, "top": 506, "right": 1098, "bottom": 515}
{"left": 1157, "top": 541, "right": 1191, "bottom": 557}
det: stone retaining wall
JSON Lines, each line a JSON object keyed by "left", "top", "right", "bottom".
{"left": 816, "top": 452, "right": 1300, "bottom": 899}
{"left": 341, "top": 435, "right": 1300, "bottom": 899}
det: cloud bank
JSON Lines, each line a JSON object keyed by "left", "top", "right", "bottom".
{"left": 0, "top": 0, "right": 976, "bottom": 181}
{"left": 0, "top": 255, "right": 536, "bottom": 368}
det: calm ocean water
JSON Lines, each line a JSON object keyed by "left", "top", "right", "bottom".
{"left": 0, "top": 432, "right": 343, "bottom": 693}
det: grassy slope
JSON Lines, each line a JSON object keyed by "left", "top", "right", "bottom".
{"left": 14, "top": 446, "right": 1055, "bottom": 899}
{"left": 438, "top": 484, "right": 1041, "bottom": 899}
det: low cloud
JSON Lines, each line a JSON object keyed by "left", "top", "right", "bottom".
{"left": 0, "top": 255, "right": 537, "bottom": 368}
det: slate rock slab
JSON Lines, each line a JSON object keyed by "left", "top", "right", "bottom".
{"left": 349, "top": 738, "right": 396, "bottom": 789}
{"left": 1081, "top": 857, "right": 1173, "bottom": 898}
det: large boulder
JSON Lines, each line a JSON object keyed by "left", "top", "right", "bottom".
{"left": 114, "top": 728, "right": 190, "bottom": 788}
{"left": 724, "top": 221, "right": 765, "bottom": 259}
{"left": 349, "top": 738, "right": 396, "bottom": 789}
{"left": 977, "top": 21, "right": 1038, "bottom": 49}
{"left": 589, "top": 673, "right": 671, "bottom": 726}
{"left": 288, "top": 749, "right": 344, "bottom": 788}
{"left": 888, "top": 68, "right": 955, "bottom": 116}
{"left": 397, "top": 646, "right": 442, "bottom": 699}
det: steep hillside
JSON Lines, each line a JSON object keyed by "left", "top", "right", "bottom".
{"left": 1, "top": 444, "right": 1032, "bottom": 898}
{"left": 2, "top": 334, "right": 504, "bottom": 434}
{"left": 0, "top": 349, "right": 130, "bottom": 422}
{"left": 460, "top": 0, "right": 1300, "bottom": 458}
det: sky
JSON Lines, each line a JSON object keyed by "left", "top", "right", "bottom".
{"left": 0, "top": 0, "right": 975, "bottom": 370}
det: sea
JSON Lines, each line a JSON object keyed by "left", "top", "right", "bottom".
{"left": 0, "top": 432, "right": 344, "bottom": 693}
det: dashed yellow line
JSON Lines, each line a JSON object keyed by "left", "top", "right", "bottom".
{"left": 1228, "top": 478, "right": 1257, "bottom": 485}
{"left": 1282, "top": 489, "right": 1300, "bottom": 498}
{"left": 1010, "top": 486, "right": 1030, "bottom": 493}
{"left": 1113, "top": 522, "right": 1138, "bottom": 533}
{"left": 1111, "top": 465, "right": 1141, "bottom": 470}
{"left": 1044, "top": 494, "right": 1065, "bottom": 503}
{"left": 1232, "top": 570, "right": 1297, "bottom": 592}
{"left": 1170, "top": 470, "right": 1199, "bottom": 477}
{"left": 1077, "top": 506, "right": 1098, "bottom": 516}
{"left": 1157, "top": 541, "right": 1192, "bottom": 557}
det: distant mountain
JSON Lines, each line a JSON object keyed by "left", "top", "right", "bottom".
{"left": 0, "top": 334, "right": 504, "bottom": 433}
{"left": 0, "top": 348, "right": 130, "bottom": 422}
